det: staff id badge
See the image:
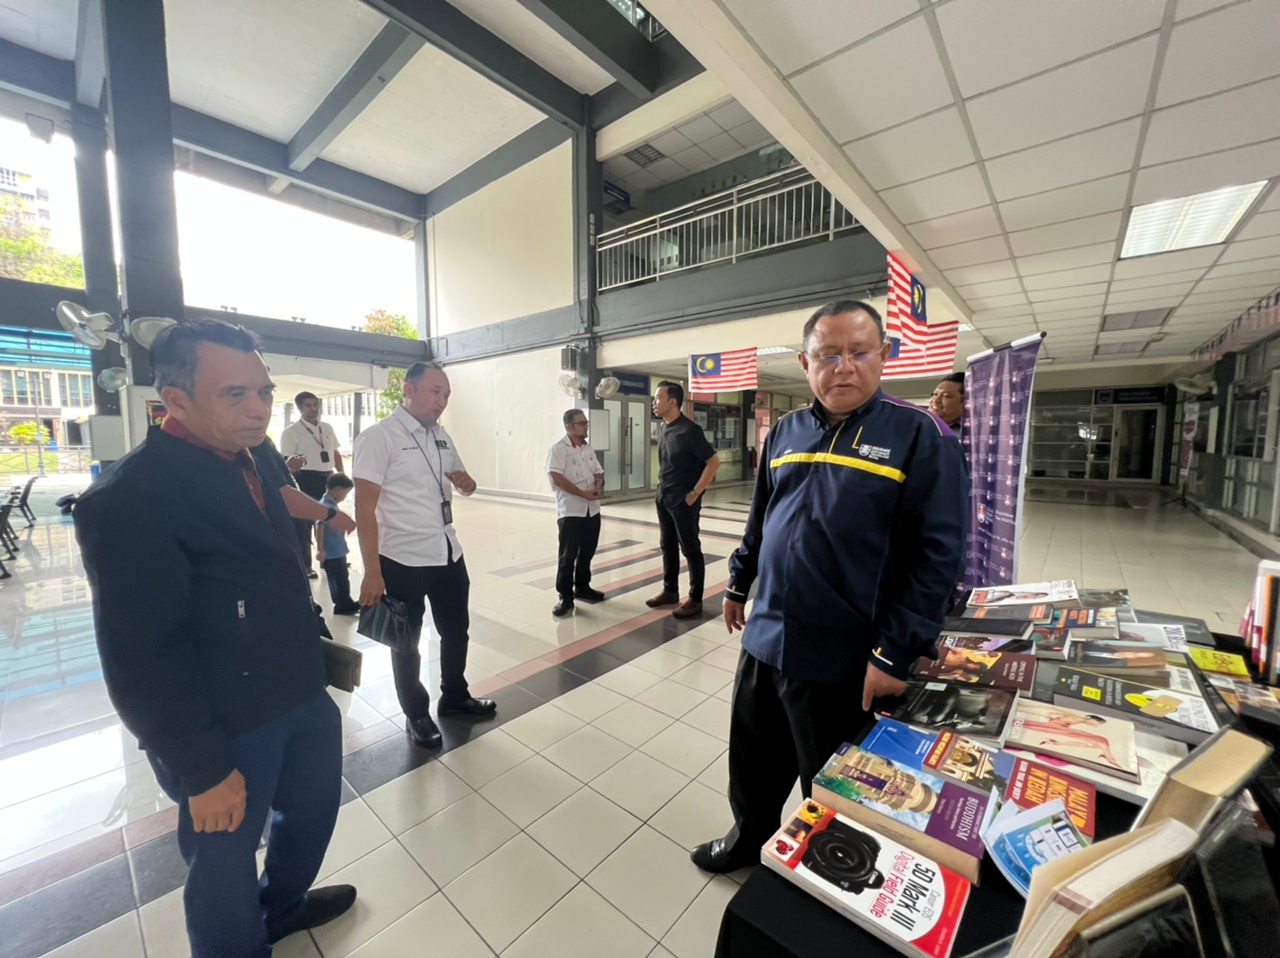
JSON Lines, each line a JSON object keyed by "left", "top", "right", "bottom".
{"left": 319, "top": 450, "right": 330, "bottom": 463}
{"left": 441, "top": 500, "right": 453, "bottom": 526}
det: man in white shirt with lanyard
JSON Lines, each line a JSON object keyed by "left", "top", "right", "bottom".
{"left": 546, "top": 409, "right": 606, "bottom": 617}
{"left": 281, "top": 392, "right": 344, "bottom": 576}
{"left": 352, "top": 362, "right": 495, "bottom": 750}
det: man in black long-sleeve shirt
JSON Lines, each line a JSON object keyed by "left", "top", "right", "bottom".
{"left": 75, "top": 320, "right": 355, "bottom": 957}
{"left": 691, "top": 300, "right": 968, "bottom": 873}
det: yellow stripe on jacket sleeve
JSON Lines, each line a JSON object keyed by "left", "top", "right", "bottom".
{"left": 769, "top": 451, "right": 906, "bottom": 483}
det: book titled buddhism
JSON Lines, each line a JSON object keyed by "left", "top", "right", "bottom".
{"left": 812, "top": 744, "right": 991, "bottom": 883}
{"left": 913, "top": 648, "right": 1037, "bottom": 692}
{"left": 763, "top": 799, "right": 971, "bottom": 958}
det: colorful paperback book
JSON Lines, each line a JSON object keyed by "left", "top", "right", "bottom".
{"left": 1050, "top": 607, "right": 1119, "bottom": 637}
{"left": 1004, "top": 757, "right": 1096, "bottom": 838}
{"left": 1115, "top": 622, "right": 1189, "bottom": 652}
{"left": 914, "top": 648, "right": 1037, "bottom": 692}
{"left": 1205, "top": 674, "right": 1280, "bottom": 714}
{"left": 1006, "top": 730, "right": 1187, "bottom": 806}
{"left": 1031, "top": 628, "right": 1070, "bottom": 659}
{"left": 1053, "top": 667, "right": 1217, "bottom": 745}
{"left": 1062, "top": 640, "right": 1169, "bottom": 679}
{"left": 968, "top": 581, "right": 1078, "bottom": 608}
{"left": 862, "top": 718, "right": 1017, "bottom": 796}
{"left": 1187, "top": 647, "right": 1250, "bottom": 677}
{"left": 940, "top": 634, "right": 1035, "bottom": 655}
{"left": 960, "top": 604, "right": 1054, "bottom": 625}
{"left": 1066, "top": 589, "right": 1136, "bottom": 621}
{"left": 982, "top": 798, "right": 1088, "bottom": 898}
{"left": 1005, "top": 699, "right": 1140, "bottom": 782}
{"left": 762, "top": 800, "right": 971, "bottom": 958}
{"left": 886, "top": 680, "right": 1020, "bottom": 745}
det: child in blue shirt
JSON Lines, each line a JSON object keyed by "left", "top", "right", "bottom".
{"left": 316, "top": 473, "right": 359, "bottom": 615}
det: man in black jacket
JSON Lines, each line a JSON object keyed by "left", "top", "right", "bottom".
{"left": 75, "top": 319, "right": 354, "bottom": 958}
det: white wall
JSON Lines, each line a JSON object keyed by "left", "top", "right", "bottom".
{"left": 427, "top": 141, "right": 574, "bottom": 336}
{"left": 441, "top": 346, "right": 570, "bottom": 498}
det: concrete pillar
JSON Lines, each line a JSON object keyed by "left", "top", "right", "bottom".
{"left": 353, "top": 390, "right": 363, "bottom": 438}
{"left": 414, "top": 218, "right": 430, "bottom": 342}
{"left": 70, "top": 104, "right": 122, "bottom": 417}
{"left": 102, "top": 0, "right": 185, "bottom": 388}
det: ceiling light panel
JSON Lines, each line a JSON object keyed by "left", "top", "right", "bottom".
{"left": 1121, "top": 181, "right": 1267, "bottom": 258}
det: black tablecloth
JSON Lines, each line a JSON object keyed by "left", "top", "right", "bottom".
{"left": 715, "top": 795, "right": 1138, "bottom": 958}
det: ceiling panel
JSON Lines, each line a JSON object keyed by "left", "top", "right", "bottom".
{"left": 320, "top": 44, "right": 543, "bottom": 193}
{"left": 1132, "top": 137, "right": 1280, "bottom": 205}
{"left": 967, "top": 38, "right": 1156, "bottom": 158}
{"left": 444, "top": 0, "right": 614, "bottom": 94}
{"left": 1027, "top": 283, "right": 1110, "bottom": 303}
{"left": 954, "top": 278, "right": 1026, "bottom": 299}
{"left": 1205, "top": 255, "right": 1280, "bottom": 279}
{"left": 944, "top": 260, "right": 1018, "bottom": 286}
{"left": 843, "top": 108, "right": 975, "bottom": 190}
{"left": 1015, "top": 242, "right": 1117, "bottom": 275}
{"left": 985, "top": 120, "right": 1141, "bottom": 200}
{"left": 1218, "top": 235, "right": 1280, "bottom": 264}
{"left": 912, "top": 206, "right": 1004, "bottom": 249}
{"left": 166, "top": 0, "right": 387, "bottom": 142}
{"left": 1157, "top": 0, "right": 1280, "bottom": 107}
{"left": 1021, "top": 264, "right": 1115, "bottom": 290}
{"left": 790, "top": 18, "right": 953, "bottom": 142}
{"left": 1194, "top": 272, "right": 1280, "bottom": 294}
{"left": 1007, "top": 211, "right": 1122, "bottom": 256}
{"left": 929, "top": 235, "right": 1011, "bottom": 270}
{"left": 1237, "top": 210, "right": 1280, "bottom": 241}
{"left": 1112, "top": 246, "right": 1224, "bottom": 278}
{"left": 997, "top": 174, "right": 1130, "bottom": 232}
{"left": 1143, "top": 76, "right": 1280, "bottom": 166}
{"left": 880, "top": 165, "right": 990, "bottom": 223}
{"left": 1105, "top": 283, "right": 1195, "bottom": 305}
{"left": 0, "top": 0, "right": 75, "bottom": 60}
{"left": 966, "top": 292, "right": 1029, "bottom": 311}
{"left": 724, "top": 0, "right": 917, "bottom": 76}
{"left": 1108, "top": 267, "right": 1210, "bottom": 291}
{"left": 935, "top": 0, "right": 1163, "bottom": 97}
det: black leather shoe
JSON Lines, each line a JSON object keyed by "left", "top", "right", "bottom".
{"left": 437, "top": 696, "right": 497, "bottom": 717}
{"left": 574, "top": 587, "right": 606, "bottom": 603}
{"left": 691, "top": 838, "right": 757, "bottom": 874}
{"left": 405, "top": 715, "right": 442, "bottom": 748}
{"left": 266, "top": 884, "right": 357, "bottom": 944}
{"left": 552, "top": 597, "right": 574, "bottom": 617}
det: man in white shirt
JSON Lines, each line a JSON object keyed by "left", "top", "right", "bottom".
{"left": 546, "top": 409, "right": 606, "bottom": 617}
{"left": 352, "top": 362, "right": 495, "bottom": 750}
{"left": 281, "top": 392, "right": 344, "bottom": 577}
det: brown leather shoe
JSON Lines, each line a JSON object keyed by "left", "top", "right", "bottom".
{"left": 646, "top": 591, "right": 679, "bottom": 608}
{"left": 672, "top": 598, "right": 703, "bottom": 619}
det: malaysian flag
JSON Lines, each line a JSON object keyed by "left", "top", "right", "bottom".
{"left": 689, "top": 348, "right": 758, "bottom": 391}
{"left": 883, "top": 252, "right": 959, "bottom": 380}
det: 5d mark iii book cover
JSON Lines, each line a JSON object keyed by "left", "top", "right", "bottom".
{"left": 763, "top": 799, "right": 971, "bottom": 958}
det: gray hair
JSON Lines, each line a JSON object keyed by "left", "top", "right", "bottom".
{"left": 150, "top": 318, "right": 261, "bottom": 395}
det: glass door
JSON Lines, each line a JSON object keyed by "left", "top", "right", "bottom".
{"left": 1112, "top": 406, "right": 1163, "bottom": 481}
{"left": 602, "top": 399, "right": 622, "bottom": 493}
{"left": 601, "top": 398, "right": 650, "bottom": 494}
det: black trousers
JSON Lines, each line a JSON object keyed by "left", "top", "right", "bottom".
{"left": 656, "top": 496, "right": 705, "bottom": 601}
{"left": 556, "top": 513, "right": 601, "bottom": 599}
{"left": 380, "top": 553, "right": 471, "bottom": 719}
{"left": 321, "top": 557, "right": 356, "bottom": 612}
{"left": 724, "top": 649, "right": 870, "bottom": 853}
{"left": 292, "top": 470, "right": 331, "bottom": 569}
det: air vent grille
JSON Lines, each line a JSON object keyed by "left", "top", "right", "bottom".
{"left": 624, "top": 143, "right": 665, "bottom": 167}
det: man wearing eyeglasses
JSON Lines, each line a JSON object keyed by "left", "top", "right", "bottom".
{"left": 691, "top": 299, "right": 968, "bottom": 874}
{"left": 547, "top": 409, "right": 606, "bottom": 617}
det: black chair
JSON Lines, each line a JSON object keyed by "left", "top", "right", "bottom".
{"left": 14, "top": 476, "right": 37, "bottom": 525}
{"left": 0, "top": 502, "right": 17, "bottom": 561}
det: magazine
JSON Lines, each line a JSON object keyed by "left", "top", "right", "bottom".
{"left": 1005, "top": 699, "right": 1140, "bottom": 782}
{"left": 762, "top": 800, "right": 971, "bottom": 958}
{"left": 968, "top": 581, "right": 1078, "bottom": 608}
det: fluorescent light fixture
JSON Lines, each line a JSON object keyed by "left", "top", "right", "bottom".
{"left": 1121, "top": 181, "right": 1267, "bottom": 258}
{"left": 756, "top": 346, "right": 796, "bottom": 355}
{"left": 957, "top": 323, "right": 975, "bottom": 332}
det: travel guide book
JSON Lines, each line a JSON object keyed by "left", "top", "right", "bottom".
{"left": 914, "top": 648, "right": 1037, "bottom": 692}
{"left": 968, "top": 581, "right": 1078, "bottom": 608}
{"left": 762, "top": 799, "right": 971, "bottom": 958}
{"left": 1005, "top": 699, "right": 1140, "bottom": 783}
{"left": 1186, "top": 647, "right": 1250, "bottom": 677}
{"left": 940, "top": 634, "right": 1036, "bottom": 655}
{"left": 862, "top": 718, "right": 1018, "bottom": 796}
{"left": 1052, "top": 667, "right": 1217, "bottom": 745}
{"left": 811, "top": 744, "right": 990, "bottom": 883}
{"left": 885, "top": 680, "right": 1020, "bottom": 746}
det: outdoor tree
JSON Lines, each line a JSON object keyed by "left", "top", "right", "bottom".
{"left": 0, "top": 195, "right": 85, "bottom": 288}
{"left": 361, "top": 309, "right": 419, "bottom": 418}
{"left": 8, "top": 422, "right": 51, "bottom": 446}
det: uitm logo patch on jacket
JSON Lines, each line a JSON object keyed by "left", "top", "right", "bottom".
{"left": 858, "top": 444, "right": 892, "bottom": 461}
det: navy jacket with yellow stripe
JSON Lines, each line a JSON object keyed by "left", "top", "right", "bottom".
{"left": 726, "top": 389, "right": 968, "bottom": 683}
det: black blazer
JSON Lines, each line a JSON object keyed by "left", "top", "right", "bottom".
{"left": 75, "top": 427, "right": 327, "bottom": 794}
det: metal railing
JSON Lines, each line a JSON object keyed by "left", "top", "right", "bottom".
{"left": 597, "top": 167, "right": 859, "bottom": 291}
{"left": 0, "top": 445, "right": 92, "bottom": 475}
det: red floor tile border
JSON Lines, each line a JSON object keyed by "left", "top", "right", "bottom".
{"left": 122, "top": 805, "right": 179, "bottom": 850}
{"left": 0, "top": 829, "right": 125, "bottom": 907}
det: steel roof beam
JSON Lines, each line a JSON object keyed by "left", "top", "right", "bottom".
{"left": 287, "top": 22, "right": 424, "bottom": 172}
{"left": 75, "top": 0, "right": 107, "bottom": 108}
{"left": 518, "top": 0, "right": 656, "bottom": 99}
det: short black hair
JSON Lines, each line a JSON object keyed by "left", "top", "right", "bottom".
{"left": 941, "top": 372, "right": 965, "bottom": 393}
{"left": 657, "top": 380, "right": 684, "bottom": 407}
{"left": 326, "top": 472, "right": 354, "bottom": 492}
{"left": 405, "top": 361, "right": 444, "bottom": 383}
{"left": 802, "top": 299, "right": 885, "bottom": 350}
{"left": 564, "top": 409, "right": 587, "bottom": 426}
{"left": 295, "top": 391, "right": 318, "bottom": 407}
{"left": 150, "top": 318, "right": 261, "bottom": 395}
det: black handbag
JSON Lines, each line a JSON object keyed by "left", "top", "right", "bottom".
{"left": 357, "top": 596, "right": 416, "bottom": 655}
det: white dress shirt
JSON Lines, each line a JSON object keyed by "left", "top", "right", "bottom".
{"left": 546, "top": 435, "right": 604, "bottom": 519}
{"left": 352, "top": 405, "right": 465, "bottom": 567}
{"left": 280, "top": 419, "right": 339, "bottom": 473}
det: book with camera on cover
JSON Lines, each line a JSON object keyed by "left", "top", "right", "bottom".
{"left": 886, "top": 680, "right": 1020, "bottom": 746}
{"left": 1005, "top": 699, "right": 1140, "bottom": 783}
{"left": 863, "top": 718, "right": 1019, "bottom": 796}
{"left": 914, "top": 648, "right": 1037, "bottom": 692}
{"left": 762, "top": 799, "right": 971, "bottom": 958}
{"left": 812, "top": 744, "right": 991, "bottom": 883}
{"left": 1053, "top": 668, "right": 1217, "bottom": 745}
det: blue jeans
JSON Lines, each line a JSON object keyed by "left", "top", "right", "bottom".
{"left": 149, "top": 690, "right": 343, "bottom": 958}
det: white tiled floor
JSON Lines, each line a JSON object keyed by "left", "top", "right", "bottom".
{"left": 8, "top": 482, "right": 1270, "bottom": 957}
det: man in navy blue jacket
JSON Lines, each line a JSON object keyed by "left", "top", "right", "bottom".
{"left": 75, "top": 320, "right": 354, "bottom": 957}
{"left": 692, "top": 300, "right": 968, "bottom": 873}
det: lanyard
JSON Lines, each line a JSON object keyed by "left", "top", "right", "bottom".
{"left": 402, "top": 421, "right": 447, "bottom": 504}
{"left": 300, "top": 420, "right": 326, "bottom": 451}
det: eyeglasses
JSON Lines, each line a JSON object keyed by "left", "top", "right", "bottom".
{"left": 570, "top": 420, "right": 588, "bottom": 427}
{"left": 805, "top": 349, "right": 883, "bottom": 370}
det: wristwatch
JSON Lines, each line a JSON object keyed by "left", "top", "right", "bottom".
{"left": 325, "top": 506, "right": 338, "bottom": 522}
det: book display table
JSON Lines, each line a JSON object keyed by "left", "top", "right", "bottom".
{"left": 714, "top": 794, "right": 1137, "bottom": 958}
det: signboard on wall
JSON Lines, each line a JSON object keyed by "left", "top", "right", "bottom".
{"left": 614, "top": 372, "right": 649, "bottom": 396}
{"left": 1180, "top": 402, "right": 1199, "bottom": 482}
{"left": 1094, "top": 386, "right": 1168, "bottom": 405}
